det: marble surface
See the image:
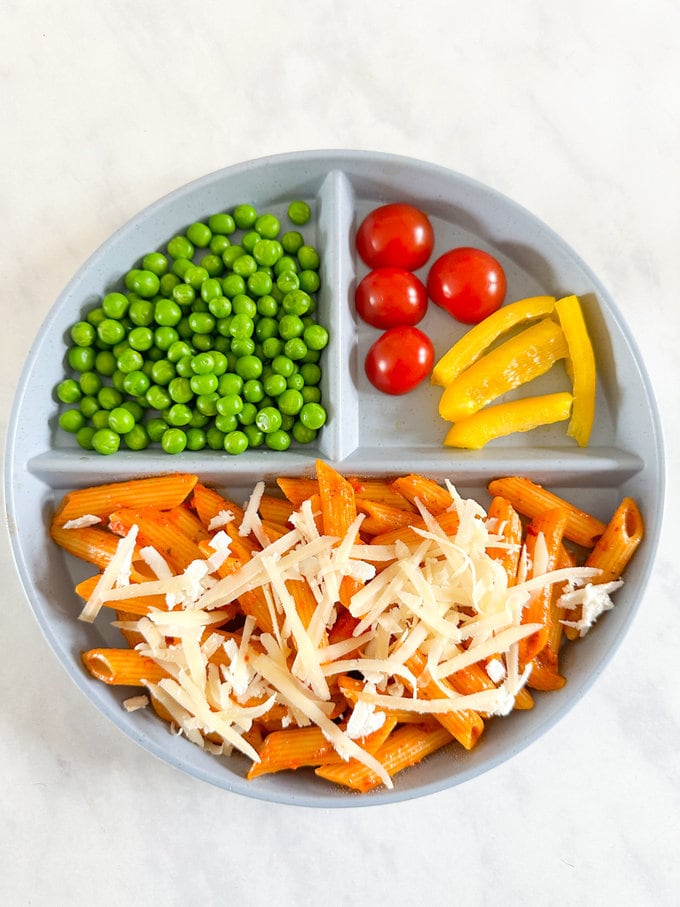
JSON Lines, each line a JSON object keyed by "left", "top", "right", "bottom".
{"left": 1, "top": 1, "right": 679, "bottom": 904}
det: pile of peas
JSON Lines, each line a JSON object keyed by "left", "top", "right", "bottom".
{"left": 55, "top": 200, "right": 329, "bottom": 455}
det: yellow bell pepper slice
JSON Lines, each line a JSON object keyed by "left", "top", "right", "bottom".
{"left": 555, "top": 295, "right": 596, "bottom": 447}
{"left": 431, "top": 295, "right": 556, "bottom": 388}
{"left": 443, "top": 392, "right": 573, "bottom": 449}
{"left": 438, "top": 318, "right": 569, "bottom": 423}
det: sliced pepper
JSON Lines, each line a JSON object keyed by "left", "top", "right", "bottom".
{"left": 443, "top": 392, "right": 573, "bottom": 449}
{"left": 431, "top": 295, "right": 556, "bottom": 388}
{"left": 438, "top": 318, "right": 569, "bottom": 423}
{"left": 555, "top": 295, "right": 596, "bottom": 447}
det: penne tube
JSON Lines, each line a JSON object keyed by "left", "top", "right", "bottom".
{"left": 487, "top": 476, "right": 606, "bottom": 548}
{"left": 53, "top": 474, "right": 198, "bottom": 526}
{"left": 108, "top": 507, "right": 205, "bottom": 573}
{"left": 390, "top": 474, "right": 454, "bottom": 514}
{"left": 81, "top": 647, "right": 169, "bottom": 686}
{"left": 258, "top": 494, "right": 295, "bottom": 526}
{"left": 315, "top": 723, "right": 454, "bottom": 792}
{"left": 486, "top": 496, "right": 522, "bottom": 585}
{"left": 191, "top": 482, "right": 245, "bottom": 529}
{"left": 585, "top": 497, "right": 644, "bottom": 584}
{"left": 369, "top": 509, "right": 459, "bottom": 548}
{"left": 355, "top": 499, "right": 417, "bottom": 537}
{"left": 519, "top": 507, "right": 568, "bottom": 668}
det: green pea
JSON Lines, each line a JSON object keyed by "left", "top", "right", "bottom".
{"left": 234, "top": 355, "right": 263, "bottom": 380}
{"left": 172, "top": 282, "right": 196, "bottom": 307}
{"left": 254, "top": 213, "right": 280, "bottom": 239}
{"left": 255, "top": 406, "right": 282, "bottom": 434}
{"left": 108, "top": 407, "right": 135, "bottom": 434}
{"left": 238, "top": 402, "right": 258, "bottom": 426}
{"left": 76, "top": 426, "right": 96, "bottom": 450}
{"left": 243, "top": 379, "right": 265, "bottom": 404}
{"left": 146, "top": 417, "right": 169, "bottom": 442}
{"left": 199, "top": 277, "right": 222, "bottom": 303}
{"left": 211, "top": 351, "right": 228, "bottom": 376}
{"left": 154, "top": 298, "right": 182, "bottom": 327}
{"left": 208, "top": 213, "right": 236, "bottom": 235}
{"left": 208, "top": 295, "right": 232, "bottom": 319}
{"left": 287, "top": 200, "right": 311, "bottom": 226}
{"left": 300, "top": 362, "right": 321, "bottom": 386}
{"left": 278, "top": 388, "right": 304, "bottom": 416}
{"left": 262, "top": 337, "right": 284, "bottom": 359}
{"left": 56, "top": 378, "right": 82, "bottom": 404}
{"left": 233, "top": 204, "right": 258, "bottom": 230}
{"left": 281, "top": 230, "right": 304, "bottom": 254}
{"left": 278, "top": 314, "right": 304, "bottom": 340}
{"left": 117, "top": 348, "right": 144, "bottom": 374}
{"left": 299, "top": 269, "right": 321, "bottom": 294}
{"left": 247, "top": 270, "right": 273, "bottom": 298}
{"left": 168, "top": 376, "right": 193, "bottom": 403}
{"left": 97, "top": 386, "right": 123, "bottom": 410}
{"left": 142, "top": 252, "right": 169, "bottom": 277}
{"left": 167, "top": 340, "right": 193, "bottom": 363}
{"left": 86, "top": 306, "right": 106, "bottom": 327}
{"left": 125, "top": 269, "right": 160, "bottom": 298}
{"left": 256, "top": 295, "right": 279, "bottom": 318}
{"left": 286, "top": 372, "right": 305, "bottom": 391}
{"left": 95, "top": 349, "right": 117, "bottom": 376}
{"left": 186, "top": 222, "right": 212, "bottom": 248}
{"left": 127, "top": 326, "right": 154, "bottom": 351}
{"left": 128, "top": 298, "right": 155, "bottom": 326}
{"left": 299, "top": 401, "right": 326, "bottom": 430}
{"left": 297, "top": 245, "right": 320, "bottom": 270}
{"left": 222, "top": 245, "right": 245, "bottom": 269}
{"left": 91, "top": 409, "right": 111, "bottom": 430}
{"left": 216, "top": 393, "right": 243, "bottom": 417}
{"left": 301, "top": 385, "right": 321, "bottom": 404}
{"left": 222, "top": 274, "right": 246, "bottom": 299}
{"left": 92, "top": 428, "right": 120, "bottom": 455}
{"left": 96, "top": 319, "right": 125, "bottom": 346}
{"left": 175, "top": 354, "right": 194, "bottom": 378}
{"left": 77, "top": 372, "right": 102, "bottom": 402}
{"left": 70, "top": 321, "right": 96, "bottom": 347}
{"left": 277, "top": 271, "right": 300, "bottom": 294}
{"left": 190, "top": 373, "right": 218, "bottom": 395}
{"left": 185, "top": 427, "right": 207, "bottom": 451}
{"left": 241, "top": 231, "right": 261, "bottom": 254}
{"left": 146, "top": 385, "right": 172, "bottom": 411}
{"left": 111, "top": 370, "right": 127, "bottom": 392}
{"left": 150, "top": 359, "right": 175, "bottom": 385}
{"left": 231, "top": 337, "right": 256, "bottom": 358}
{"left": 209, "top": 234, "right": 231, "bottom": 256}
{"left": 59, "top": 408, "right": 86, "bottom": 433}
{"left": 232, "top": 254, "right": 257, "bottom": 278}
{"left": 166, "top": 403, "right": 193, "bottom": 426}
{"left": 154, "top": 326, "right": 179, "bottom": 351}
{"left": 196, "top": 392, "right": 219, "bottom": 416}
{"left": 274, "top": 255, "right": 298, "bottom": 276}
{"left": 284, "top": 338, "right": 307, "bottom": 361}
{"left": 159, "top": 273, "right": 181, "bottom": 297}
{"left": 253, "top": 239, "right": 283, "bottom": 268}
{"left": 215, "top": 413, "right": 238, "bottom": 433}
{"left": 229, "top": 313, "right": 254, "bottom": 340}
{"left": 263, "top": 373, "right": 287, "bottom": 397}
{"left": 167, "top": 235, "right": 194, "bottom": 260}
{"left": 303, "top": 324, "right": 329, "bottom": 351}
{"left": 206, "top": 426, "right": 226, "bottom": 450}
{"left": 161, "top": 427, "right": 187, "bottom": 454}
{"left": 184, "top": 265, "right": 209, "bottom": 291}
{"left": 292, "top": 421, "right": 317, "bottom": 444}
{"left": 171, "top": 257, "right": 193, "bottom": 280}
{"left": 265, "top": 429, "right": 291, "bottom": 451}
{"left": 223, "top": 430, "right": 249, "bottom": 455}
{"left": 188, "top": 311, "right": 215, "bottom": 335}
{"left": 282, "top": 289, "right": 312, "bottom": 316}
{"left": 124, "top": 424, "right": 150, "bottom": 450}
{"left": 243, "top": 423, "right": 264, "bottom": 448}
{"left": 67, "top": 346, "right": 95, "bottom": 373}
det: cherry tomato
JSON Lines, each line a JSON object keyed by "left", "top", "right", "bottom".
{"left": 427, "top": 247, "right": 506, "bottom": 324}
{"left": 364, "top": 326, "right": 434, "bottom": 395}
{"left": 355, "top": 268, "right": 428, "bottom": 329}
{"left": 356, "top": 204, "right": 434, "bottom": 271}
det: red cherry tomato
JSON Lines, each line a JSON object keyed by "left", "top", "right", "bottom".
{"left": 355, "top": 268, "right": 428, "bottom": 329}
{"left": 356, "top": 204, "right": 434, "bottom": 271}
{"left": 427, "top": 247, "right": 506, "bottom": 324}
{"left": 364, "top": 326, "right": 434, "bottom": 395}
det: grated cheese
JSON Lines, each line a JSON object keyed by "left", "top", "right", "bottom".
{"left": 79, "top": 478, "right": 626, "bottom": 790}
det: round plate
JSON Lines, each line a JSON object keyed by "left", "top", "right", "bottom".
{"left": 5, "top": 150, "right": 664, "bottom": 806}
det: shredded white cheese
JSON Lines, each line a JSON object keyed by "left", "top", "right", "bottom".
{"left": 78, "top": 478, "right": 626, "bottom": 789}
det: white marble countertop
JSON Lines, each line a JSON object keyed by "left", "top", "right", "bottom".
{"left": 2, "top": 1, "right": 678, "bottom": 904}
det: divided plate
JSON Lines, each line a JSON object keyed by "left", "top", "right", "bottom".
{"left": 5, "top": 150, "right": 665, "bottom": 806}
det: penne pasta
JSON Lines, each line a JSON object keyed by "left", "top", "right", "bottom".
{"left": 53, "top": 474, "right": 198, "bottom": 526}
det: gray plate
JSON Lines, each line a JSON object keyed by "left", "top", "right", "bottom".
{"left": 5, "top": 150, "right": 664, "bottom": 807}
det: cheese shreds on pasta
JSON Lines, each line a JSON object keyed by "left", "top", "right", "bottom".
{"left": 74, "top": 476, "right": 628, "bottom": 789}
